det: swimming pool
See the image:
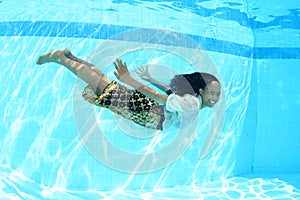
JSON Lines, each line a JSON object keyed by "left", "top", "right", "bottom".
{"left": 1, "top": 0, "right": 300, "bottom": 199}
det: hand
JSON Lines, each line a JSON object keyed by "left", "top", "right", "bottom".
{"left": 113, "top": 59, "right": 133, "bottom": 83}
{"left": 135, "top": 65, "right": 152, "bottom": 81}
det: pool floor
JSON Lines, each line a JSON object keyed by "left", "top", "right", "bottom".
{"left": 1, "top": 163, "right": 299, "bottom": 200}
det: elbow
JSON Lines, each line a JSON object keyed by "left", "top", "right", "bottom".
{"left": 161, "top": 96, "right": 168, "bottom": 104}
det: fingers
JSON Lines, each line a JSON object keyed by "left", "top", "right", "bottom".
{"left": 135, "top": 67, "right": 142, "bottom": 75}
{"left": 116, "top": 59, "right": 126, "bottom": 67}
{"left": 113, "top": 60, "right": 121, "bottom": 80}
{"left": 136, "top": 65, "right": 145, "bottom": 72}
{"left": 113, "top": 59, "right": 122, "bottom": 73}
{"left": 113, "top": 58, "right": 128, "bottom": 80}
{"left": 113, "top": 61, "right": 119, "bottom": 71}
{"left": 113, "top": 59, "right": 120, "bottom": 79}
{"left": 113, "top": 71, "right": 120, "bottom": 80}
{"left": 145, "top": 65, "right": 149, "bottom": 72}
{"left": 113, "top": 59, "right": 120, "bottom": 69}
{"left": 134, "top": 65, "right": 150, "bottom": 79}
{"left": 114, "top": 59, "right": 127, "bottom": 70}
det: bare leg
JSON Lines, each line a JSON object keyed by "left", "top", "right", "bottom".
{"left": 62, "top": 48, "right": 91, "bottom": 66}
{"left": 36, "top": 50, "right": 111, "bottom": 95}
{"left": 62, "top": 48, "right": 105, "bottom": 78}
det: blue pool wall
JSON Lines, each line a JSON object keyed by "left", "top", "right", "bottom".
{"left": 236, "top": 17, "right": 300, "bottom": 175}
{"left": 1, "top": 1, "right": 300, "bottom": 190}
{"left": 251, "top": 59, "right": 300, "bottom": 174}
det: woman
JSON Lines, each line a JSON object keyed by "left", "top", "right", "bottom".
{"left": 37, "top": 49, "right": 221, "bottom": 130}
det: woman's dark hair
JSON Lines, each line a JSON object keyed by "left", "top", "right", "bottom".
{"left": 169, "top": 72, "right": 220, "bottom": 96}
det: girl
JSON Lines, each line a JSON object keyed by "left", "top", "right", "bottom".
{"left": 37, "top": 49, "right": 221, "bottom": 130}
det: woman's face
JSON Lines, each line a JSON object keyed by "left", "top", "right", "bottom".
{"left": 199, "top": 81, "right": 221, "bottom": 108}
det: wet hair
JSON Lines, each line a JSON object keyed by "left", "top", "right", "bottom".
{"left": 169, "top": 72, "right": 220, "bottom": 96}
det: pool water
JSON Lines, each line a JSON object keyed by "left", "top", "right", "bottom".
{"left": 1, "top": 0, "right": 300, "bottom": 199}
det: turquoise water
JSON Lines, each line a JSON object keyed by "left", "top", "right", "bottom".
{"left": 1, "top": 0, "right": 300, "bottom": 199}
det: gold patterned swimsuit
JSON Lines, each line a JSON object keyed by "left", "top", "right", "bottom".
{"left": 82, "top": 81, "right": 165, "bottom": 130}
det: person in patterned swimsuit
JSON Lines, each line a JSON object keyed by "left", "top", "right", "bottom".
{"left": 37, "top": 49, "right": 221, "bottom": 130}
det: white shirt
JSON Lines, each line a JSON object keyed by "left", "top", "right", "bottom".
{"left": 163, "top": 93, "right": 201, "bottom": 129}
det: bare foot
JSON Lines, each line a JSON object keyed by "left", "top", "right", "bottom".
{"left": 36, "top": 50, "right": 64, "bottom": 65}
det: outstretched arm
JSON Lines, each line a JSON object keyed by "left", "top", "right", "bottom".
{"left": 135, "top": 65, "right": 171, "bottom": 94}
{"left": 113, "top": 59, "right": 168, "bottom": 105}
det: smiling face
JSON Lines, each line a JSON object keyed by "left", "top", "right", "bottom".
{"left": 199, "top": 81, "right": 221, "bottom": 108}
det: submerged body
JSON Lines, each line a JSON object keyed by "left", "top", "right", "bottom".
{"left": 36, "top": 49, "right": 220, "bottom": 130}
{"left": 83, "top": 81, "right": 201, "bottom": 130}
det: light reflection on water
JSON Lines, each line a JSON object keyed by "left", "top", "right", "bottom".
{"left": 1, "top": 0, "right": 299, "bottom": 199}
{"left": 0, "top": 34, "right": 248, "bottom": 194}
{"left": 1, "top": 164, "right": 299, "bottom": 200}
